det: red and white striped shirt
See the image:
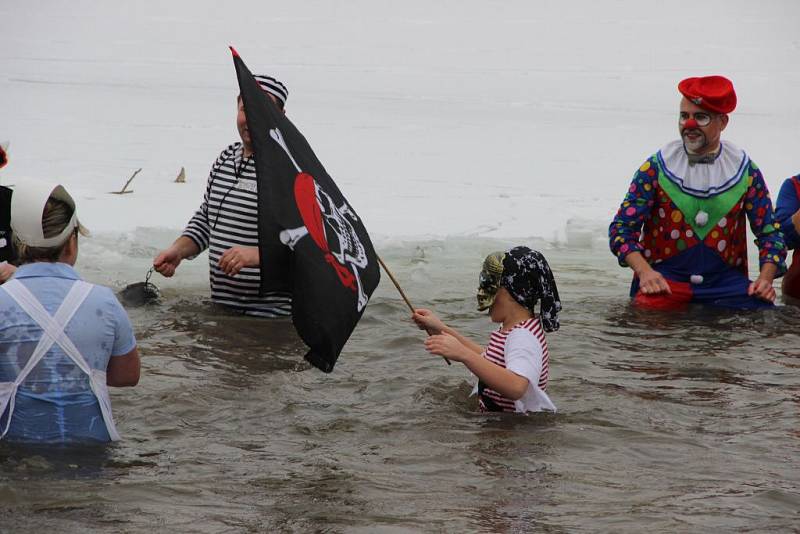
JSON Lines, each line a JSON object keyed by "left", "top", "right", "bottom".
{"left": 479, "top": 317, "right": 551, "bottom": 413}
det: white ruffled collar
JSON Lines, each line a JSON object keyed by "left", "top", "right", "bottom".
{"left": 656, "top": 139, "right": 749, "bottom": 198}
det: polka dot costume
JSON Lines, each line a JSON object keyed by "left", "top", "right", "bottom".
{"left": 609, "top": 149, "right": 786, "bottom": 304}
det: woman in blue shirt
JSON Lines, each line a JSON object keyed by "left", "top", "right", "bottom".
{"left": 0, "top": 181, "right": 140, "bottom": 443}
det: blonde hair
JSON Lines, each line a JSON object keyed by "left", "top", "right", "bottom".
{"left": 14, "top": 197, "right": 76, "bottom": 264}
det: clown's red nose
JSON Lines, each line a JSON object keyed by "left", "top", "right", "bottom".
{"left": 683, "top": 118, "right": 699, "bottom": 129}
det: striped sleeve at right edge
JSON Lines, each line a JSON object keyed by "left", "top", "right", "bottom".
{"left": 180, "top": 147, "right": 232, "bottom": 253}
{"left": 183, "top": 207, "right": 211, "bottom": 252}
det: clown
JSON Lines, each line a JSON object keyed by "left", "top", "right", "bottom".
{"left": 609, "top": 76, "right": 786, "bottom": 309}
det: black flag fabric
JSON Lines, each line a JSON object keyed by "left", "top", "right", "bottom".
{"left": 231, "top": 47, "right": 380, "bottom": 373}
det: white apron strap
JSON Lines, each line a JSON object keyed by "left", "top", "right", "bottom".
{"left": 1, "top": 279, "right": 121, "bottom": 441}
{"left": 0, "top": 279, "right": 77, "bottom": 438}
{"left": 0, "top": 382, "right": 17, "bottom": 439}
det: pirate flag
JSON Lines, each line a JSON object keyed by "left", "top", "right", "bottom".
{"left": 231, "top": 48, "right": 380, "bottom": 373}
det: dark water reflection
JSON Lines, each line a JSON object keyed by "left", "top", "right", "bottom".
{"left": 1, "top": 243, "right": 799, "bottom": 532}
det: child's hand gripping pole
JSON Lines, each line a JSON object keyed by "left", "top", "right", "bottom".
{"left": 377, "top": 256, "right": 451, "bottom": 365}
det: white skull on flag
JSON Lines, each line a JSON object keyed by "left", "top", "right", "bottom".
{"left": 271, "top": 128, "right": 370, "bottom": 311}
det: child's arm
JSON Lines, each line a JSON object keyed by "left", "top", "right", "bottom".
{"left": 424, "top": 333, "right": 529, "bottom": 400}
{"left": 0, "top": 262, "right": 16, "bottom": 284}
{"left": 412, "top": 309, "right": 484, "bottom": 354}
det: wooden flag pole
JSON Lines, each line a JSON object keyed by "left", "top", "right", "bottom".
{"left": 377, "top": 256, "right": 415, "bottom": 312}
{"left": 377, "top": 255, "right": 451, "bottom": 365}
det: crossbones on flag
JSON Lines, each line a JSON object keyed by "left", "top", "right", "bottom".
{"left": 231, "top": 48, "right": 380, "bottom": 373}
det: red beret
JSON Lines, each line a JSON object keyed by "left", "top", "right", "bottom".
{"left": 678, "top": 75, "right": 737, "bottom": 114}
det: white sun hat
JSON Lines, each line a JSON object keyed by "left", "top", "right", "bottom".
{"left": 11, "top": 180, "right": 90, "bottom": 247}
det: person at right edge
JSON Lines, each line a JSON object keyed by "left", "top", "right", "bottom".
{"left": 774, "top": 172, "right": 800, "bottom": 300}
{"left": 609, "top": 75, "right": 786, "bottom": 309}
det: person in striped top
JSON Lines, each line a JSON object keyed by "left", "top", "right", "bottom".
{"left": 152, "top": 75, "right": 293, "bottom": 317}
{"left": 413, "top": 246, "right": 561, "bottom": 413}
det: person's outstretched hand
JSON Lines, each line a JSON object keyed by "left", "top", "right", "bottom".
{"left": 412, "top": 308, "right": 446, "bottom": 335}
{"left": 153, "top": 247, "right": 183, "bottom": 277}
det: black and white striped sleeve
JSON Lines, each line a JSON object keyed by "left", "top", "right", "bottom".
{"left": 181, "top": 148, "right": 228, "bottom": 252}
{"left": 182, "top": 192, "right": 211, "bottom": 253}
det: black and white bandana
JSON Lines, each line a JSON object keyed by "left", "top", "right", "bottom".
{"left": 254, "top": 74, "right": 289, "bottom": 107}
{"left": 477, "top": 246, "right": 562, "bottom": 332}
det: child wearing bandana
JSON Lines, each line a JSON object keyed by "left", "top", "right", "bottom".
{"left": 413, "top": 246, "right": 561, "bottom": 413}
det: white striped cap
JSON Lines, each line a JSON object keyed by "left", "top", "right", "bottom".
{"left": 254, "top": 75, "right": 288, "bottom": 107}
{"left": 11, "top": 180, "right": 89, "bottom": 247}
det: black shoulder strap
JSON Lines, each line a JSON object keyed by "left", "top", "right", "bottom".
{"left": 0, "top": 186, "right": 16, "bottom": 262}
